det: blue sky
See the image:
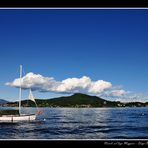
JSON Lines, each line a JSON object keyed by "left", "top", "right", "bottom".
{"left": 0, "top": 9, "right": 148, "bottom": 102}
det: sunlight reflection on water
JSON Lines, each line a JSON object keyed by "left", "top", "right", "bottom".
{"left": 0, "top": 107, "right": 148, "bottom": 139}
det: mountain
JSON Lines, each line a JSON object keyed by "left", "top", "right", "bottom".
{"left": 35, "top": 93, "right": 114, "bottom": 107}
{"left": 0, "top": 99, "right": 9, "bottom": 105}
{"left": 4, "top": 93, "right": 148, "bottom": 107}
{"left": 41, "top": 93, "right": 119, "bottom": 107}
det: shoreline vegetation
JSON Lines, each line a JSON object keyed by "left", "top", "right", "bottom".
{"left": 1, "top": 93, "right": 148, "bottom": 108}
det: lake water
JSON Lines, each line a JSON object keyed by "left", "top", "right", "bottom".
{"left": 0, "top": 107, "right": 148, "bottom": 139}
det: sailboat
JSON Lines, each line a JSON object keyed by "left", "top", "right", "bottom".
{"left": 0, "top": 65, "right": 39, "bottom": 123}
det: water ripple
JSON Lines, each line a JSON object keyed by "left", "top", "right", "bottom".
{"left": 0, "top": 107, "right": 148, "bottom": 139}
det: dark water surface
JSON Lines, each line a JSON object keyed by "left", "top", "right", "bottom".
{"left": 0, "top": 107, "right": 148, "bottom": 139}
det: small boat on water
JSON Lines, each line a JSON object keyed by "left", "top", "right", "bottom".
{"left": 0, "top": 65, "right": 39, "bottom": 123}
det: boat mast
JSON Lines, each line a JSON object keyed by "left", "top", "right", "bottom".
{"left": 19, "top": 65, "right": 22, "bottom": 115}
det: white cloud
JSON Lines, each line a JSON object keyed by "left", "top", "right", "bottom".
{"left": 109, "top": 89, "right": 127, "bottom": 97}
{"left": 5, "top": 73, "right": 112, "bottom": 94}
{"left": 117, "top": 93, "right": 148, "bottom": 103}
{"left": 5, "top": 72, "right": 58, "bottom": 91}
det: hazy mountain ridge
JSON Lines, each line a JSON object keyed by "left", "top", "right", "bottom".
{"left": 0, "top": 99, "right": 9, "bottom": 104}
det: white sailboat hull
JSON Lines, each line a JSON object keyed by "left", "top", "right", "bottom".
{"left": 0, "top": 114, "right": 36, "bottom": 123}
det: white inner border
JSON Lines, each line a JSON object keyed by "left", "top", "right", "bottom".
{"left": 0, "top": 7, "right": 147, "bottom": 141}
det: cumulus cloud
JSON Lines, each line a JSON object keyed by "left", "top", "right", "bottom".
{"left": 5, "top": 72, "right": 58, "bottom": 91}
{"left": 109, "top": 89, "right": 127, "bottom": 97}
{"left": 5, "top": 72, "right": 112, "bottom": 94}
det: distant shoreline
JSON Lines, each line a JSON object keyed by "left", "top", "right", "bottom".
{"left": 1, "top": 93, "right": 148, "bottom": 108}
{"left": 0, "top": 106, "right": 148, "bottom": 108}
